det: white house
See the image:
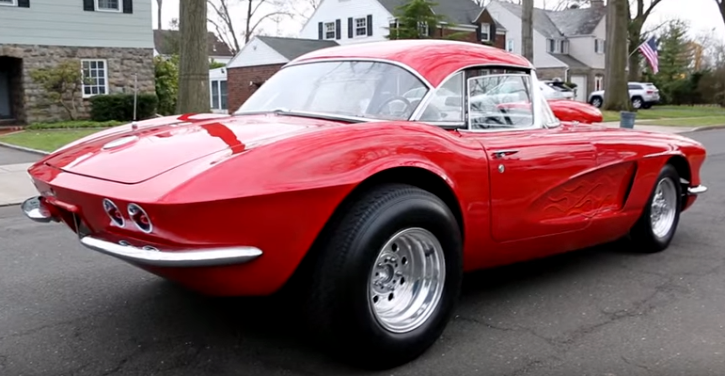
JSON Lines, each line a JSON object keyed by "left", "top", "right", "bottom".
{"left": 0, "top": 0, "right": 156, "bottom": 124}
{"left": 299, "top": 0, "right": 497, "bottom": 46}
{"left": 485, "top": 0, "right": 607, "bottom": 101}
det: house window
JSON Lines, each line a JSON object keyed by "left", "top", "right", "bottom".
{"left": 0, "top": 0, "right": 17, "bottom": 6}
{"left": 506, "top": 40, "right": 514, "bottom": 52}
{"left": 595, "top": 39, "right": 605, "bottom": 54}
{"left": 324, "top": 22, "right": 336, "bottom": 39}
{"left": 480, "top": 23, "right": 490, "bottom": 41}
{"left": 81, "top": 59, "right": 108, "bottom": 97}
{"left": 548, "top": 39, "right": 556, "bottom": 53}
{"left": 96, "top": 0, "right": 121, "bottom": 12}
{"left": 355, "top": 17, "right": 367, "bottom": 36}
{"left": 418, "top": 21, "right": 429, "bottom": 37}
{"left": 210, "top": 80, "right": 228, "bottom": 110}
{"left": 595, "top": 75, "right": 604, "bottom": 91}
{"left": 560, "top": 40, "right": 569, "bottom": 54}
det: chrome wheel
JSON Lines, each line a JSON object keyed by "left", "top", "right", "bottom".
{"left": 632, "top": 98, "right": 643, "bottom": 109}
{"left": 369, "top": 227, "right": 446, "bottom": 334}
{"left": 650, "top": 178, "right": 677, "bottom": 238}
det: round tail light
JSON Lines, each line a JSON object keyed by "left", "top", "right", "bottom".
{"left": 127, "top": 203, "right": 152, "bottom": 233}
{"left": 103, "top": 199, "right": 124, "bottom": 227}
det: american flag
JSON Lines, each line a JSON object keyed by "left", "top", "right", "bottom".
{"left": 638, "top": 36, "right": 659, "bottom": 74}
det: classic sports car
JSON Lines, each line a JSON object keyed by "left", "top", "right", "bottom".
{"left": 21, "top": 40, "right": 707, "bottom": 369}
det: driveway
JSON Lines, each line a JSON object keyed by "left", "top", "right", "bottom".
{"left": 1, "top": 130, "right": 724, "bottom": 376}
{"left": 0, "top": 146, "right": 40, "bottom": 165}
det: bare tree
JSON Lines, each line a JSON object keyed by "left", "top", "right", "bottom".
{"left": 177, "top": 0, "right": 210, "bottom": 113}
{"left": 207, "top": 0, "right": 293, "bottom": 54}
{"left": 156, "top": 0, "right": 163, "bottom": 29}
{"left": 603, "top": 0, "right": 630, "bottom": 111}
{"left": 521, "top": 0, "right": 534, "bottom": 61}
{"left": 716, "top": 0, "right": 725, "bottom": 25}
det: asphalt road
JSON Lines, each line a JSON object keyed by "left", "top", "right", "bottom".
{"left": 2, "top": 130, "right": 725, "bottom": 376}
{"left": 0, "top": 146, "right": 40, "bottom": 165}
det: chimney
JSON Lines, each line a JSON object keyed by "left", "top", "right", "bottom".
{"left": 591, "top": 0, "right": 604, "bottom": 8}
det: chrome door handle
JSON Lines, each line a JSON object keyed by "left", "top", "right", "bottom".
{"left": 492, "top": 150, "right": 519, "bottom": 159}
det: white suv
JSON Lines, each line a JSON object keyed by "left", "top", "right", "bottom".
{"left": 588, "top": 82, "right": 661, "bottom": 109}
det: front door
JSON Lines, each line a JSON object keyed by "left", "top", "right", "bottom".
{"left": 462, "top": 71, "right": 598, "bottom": 243}
{"left": 0, "top": 71, "right": 10, "bottom": 119}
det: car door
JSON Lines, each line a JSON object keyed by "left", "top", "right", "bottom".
{"left": 460, "top": 70, "right": 599, "bottom": 243}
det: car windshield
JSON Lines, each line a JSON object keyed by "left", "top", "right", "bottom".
{"left": 235, "top": 60, "right": 429, "bottom": 121}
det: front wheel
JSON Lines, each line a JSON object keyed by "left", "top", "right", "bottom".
{"left": 305, "top": 183, "right": 463, "bottom": 369}
{"left": 629, "top": 164, "right": 682, "bottom": 253}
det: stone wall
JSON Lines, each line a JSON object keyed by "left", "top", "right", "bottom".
{"left": 0, "top": 44, "right": 155, "bottom": 124}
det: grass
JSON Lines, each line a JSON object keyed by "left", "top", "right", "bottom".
{"left": 0, "top": 129, "right": 99, "bottom": 152}
{"left": 601, "top": 105, "right": 725, "bottom": 123}
{"left": 26, "top": 120, "right": 124, "bottom": 130}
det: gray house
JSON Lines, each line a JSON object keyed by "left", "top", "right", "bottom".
{"left": 0, "top": 0, "right": 155, "bottom": 125}
{"left": 485, "top": 0, "right": 607, "bottom": 102}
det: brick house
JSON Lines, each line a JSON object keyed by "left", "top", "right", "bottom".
{"left": 225, "top": 36, "right": 339, "bottom": 113}
{"left": 0, "top": 0, "right": 155, "bottom": 125}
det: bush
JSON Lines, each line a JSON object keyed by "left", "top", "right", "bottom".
{"left": 89, "top": 94, "right": 158, "bottom": 122}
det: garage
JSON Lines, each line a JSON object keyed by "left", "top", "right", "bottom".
{"left": 571, "top": 75, "right": 587, "bottom": 102}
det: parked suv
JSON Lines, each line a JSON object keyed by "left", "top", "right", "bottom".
{"left": 588, "top": 82, "right": 660, "bottom": 109}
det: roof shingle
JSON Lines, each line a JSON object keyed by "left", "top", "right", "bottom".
{"left": 378, "top": 0, "right": 484, "bottom": 25}
{"left": 257, "top": 36, "right": 339, "bottom": 60}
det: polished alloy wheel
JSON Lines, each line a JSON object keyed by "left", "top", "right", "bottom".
{"left": 369, "top": 227, "right": 446, "bottom": 334}
{"left": 650, "top": 178, "right": 677, "bottom": 238}
{"left": 632, "top": 98, "right": 643, "bottom": 109}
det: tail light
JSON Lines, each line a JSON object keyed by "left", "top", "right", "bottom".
{"left": 127, "top": 203, "right": 152, "bottom": 233}
{"left": 103, "top": 199, "right": 124, "bottom": 227}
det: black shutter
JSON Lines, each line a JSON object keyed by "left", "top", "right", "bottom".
{"left": 122, "top": 0, "right": 132, "bottom": 14}
{"left": 335, "top": 19, "right": 341, "bottom": 39}
{"left": 83, "top": 0, "right": 94, "bottom": 11}
{"left": 490, "top": 23, "right": 497, "bottom": 43}
{"left": 348, "top": 17, "right": 353, "bottom": 38}
{"left": 476, "top": 24, "right": 482, "bottom": 42}
{"left": 367, "top": 14, "right": 373, "bottom": 36}
{"left": 318, "top": 22, "right": 323, "bottom": 39}
{"left": 17, "top": 0, "right": 29, "bottom": 7}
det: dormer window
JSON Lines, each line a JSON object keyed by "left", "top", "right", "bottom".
{"left": 547, "top": 39, "right": 568, "bottom": 53}
{"left": 480, "top": 23, "right": 491, "bottom": 41}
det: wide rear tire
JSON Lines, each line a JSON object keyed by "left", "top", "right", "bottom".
{"left": 629, "top": 164, "right": 682, "bottom": 253}
{"left": 304, "top": 183, "right": 463, "bottom": 369}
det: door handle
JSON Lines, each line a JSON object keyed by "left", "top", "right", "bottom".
{"left": 492, "top": 149, "right": 519, "bottom": 159}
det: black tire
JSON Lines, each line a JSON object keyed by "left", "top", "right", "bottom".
{"left": 631, "top": 96, "right": 644, "bottom": 109}
{"left": 590, "top": 96, "right": 603, "bottom": 108}
{"left": 629, "top": 164, "right": 682, "bottom": 253}
{"left": 304, "top": 183, "right": 463, "bottom": 369}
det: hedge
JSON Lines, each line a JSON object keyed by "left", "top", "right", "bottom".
{"left": 90, "top": 94, "right": 158, "bottom": 122}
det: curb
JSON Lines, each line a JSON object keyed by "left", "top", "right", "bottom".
{"left": 692, "top": 124, "right": 725, "bottom": 132}
{"left": 0, "top": 142, "right": 50, "bottom": 156}
{"left": 0, "top": 202, "right": 22, "bottom": 208}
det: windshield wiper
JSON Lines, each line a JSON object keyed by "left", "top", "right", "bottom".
{"left": 235, "top": 108, "right": 367, "bottom": 123}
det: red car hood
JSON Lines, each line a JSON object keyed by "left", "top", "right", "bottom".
{"left": 42, "top": 114, "right": 340, "bottom": 184}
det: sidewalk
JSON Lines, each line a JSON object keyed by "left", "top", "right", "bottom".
{"left": 597, "top": 122, "right": 697, "bottom": 133}
{"left": 0, "top": 162, "right": 35, "bottom": 207}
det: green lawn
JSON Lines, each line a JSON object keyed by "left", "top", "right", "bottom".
{"left": 0, "top": 129, "right": 99, "bottom": 152}
{"left": 602, "top": 106, "right": 725, "bottom": 123}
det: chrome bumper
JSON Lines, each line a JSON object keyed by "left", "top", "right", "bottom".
{"left": 20, "top": 196, "right": 58, "bottom": 223}
{"left": 688, "top": 185, "right": 708, "bottom": 195}
{"left": 80, "top": 236, "right": 263, "bottom": 267}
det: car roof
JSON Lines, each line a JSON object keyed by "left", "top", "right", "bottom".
{"left": 288, "top": 39, "right": 534, "bottom": 88}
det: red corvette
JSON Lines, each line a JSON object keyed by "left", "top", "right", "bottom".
{"left": 21, "top": 40, "right": 707, "bottom": 369}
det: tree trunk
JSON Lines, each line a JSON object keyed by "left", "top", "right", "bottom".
{"left": 521, "top": 0, "right": 534, "bottom": 62}
{"left": 603, "top": 0, "right": 630, "bottom": 111}
{"left": 627, "top": 20, "right": 643, "bottom": 82}
{"left": 177, "top": 0, "right": 210, "bottom": 114}
{"left": 156, "top": 0, "right": 163, "bottom": 29}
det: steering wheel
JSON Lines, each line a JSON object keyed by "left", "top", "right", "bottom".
{"left": 376, "top": 96, "right": 412, "bottom": 117}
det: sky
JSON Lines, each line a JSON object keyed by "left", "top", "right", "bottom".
{"left": 152, "top": 0, "right": 725, "bottom": 45}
